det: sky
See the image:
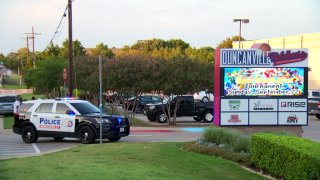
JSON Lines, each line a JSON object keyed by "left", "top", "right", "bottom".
{"left": 0, "top": 0, "right": 319, "bottom": 55}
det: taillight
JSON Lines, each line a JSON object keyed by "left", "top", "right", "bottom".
{"left": 13, "top": 113, "right": 19, "bottom": 119}
{"left": 14, "top": 113, "right": 25, "bottom": 120}
{"left": 317, "top": 102, "right": 320, "bottom": 108}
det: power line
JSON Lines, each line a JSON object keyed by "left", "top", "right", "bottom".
{"left": 44, "top": 4, "right": 68, "bottom": 51}
{"left": 25, "top": 27, "right": 41, "bottom": 68}
{"left": 25, "top": 27, "right": 41, "bottom": 53}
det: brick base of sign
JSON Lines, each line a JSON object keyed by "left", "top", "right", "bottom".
{"left": 227, "top": 126, "right": 302, "bottom": 137}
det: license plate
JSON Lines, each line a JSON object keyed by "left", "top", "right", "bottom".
{"left": 3, "top": 105, "right": 12, "bottom": 109}
{"left": 120, "top": 127, "right": 125, "bottom": 132}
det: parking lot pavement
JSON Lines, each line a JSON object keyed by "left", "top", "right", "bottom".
{"left": 302, "top": 115, "right": 320, "bottom": 142}
{"left": 0, "top": 134, "right": 40, "bottom": 160}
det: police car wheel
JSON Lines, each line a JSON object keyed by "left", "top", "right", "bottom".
{"left": 108, "top": 136, "right": 121, "bottom": 142}
{"left": 78, "top": 126, "right": 95, "bottom": 144}
{"left": 53, "top": 137, "right": 64, "bottom": 141}
{"left": 21, "top": 126, "right": 38, "bottom": 143}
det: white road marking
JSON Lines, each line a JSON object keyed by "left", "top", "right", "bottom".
{"left": 32, "top": 143, "right": 41, "bottom": 153}
{"left": 0, "top": 142, "right": 40, "bottom": 157}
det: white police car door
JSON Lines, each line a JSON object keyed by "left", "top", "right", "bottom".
{"left": 31, "top": 103, "right": 59, "bottom": 132}
{"left": 53, "top": 103, "right": 76, "bottom": 132}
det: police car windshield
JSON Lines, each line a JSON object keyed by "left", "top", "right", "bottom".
{"left": 70, "top": 102, "right": 100, "bottom": 115}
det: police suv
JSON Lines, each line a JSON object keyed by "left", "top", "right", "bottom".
{"left": 13, "top": 98, "right": 130, "bottom": 144}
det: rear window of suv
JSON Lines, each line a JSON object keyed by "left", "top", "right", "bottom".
{"left": 0, "top": 96, "right": 16, "bottom": 102}
{"left": 18, "top": 103, "right": 34, "bottom": 113}
{"left": 35, "top": 103, "right": 54, "bottom": 113}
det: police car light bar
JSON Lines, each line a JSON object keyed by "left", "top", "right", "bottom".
{"left": 55, "top": 97, "right": 79, "bottom": 101}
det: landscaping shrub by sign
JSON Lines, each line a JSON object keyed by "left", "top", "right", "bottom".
{"left": 251, "top": 133, "right": 320, "bottom": 179}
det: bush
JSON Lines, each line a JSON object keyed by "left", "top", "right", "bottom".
{"left": 3, "top": 75, "right": 23, "bottom": 86}
{"left": 251, "top": 133, "right": 320, "bottom": 180}
{"left": 182, "top": 142, "right": 250, "bottom": 165}
{"left": 202, "top": 126, "right": 251, "bottom": 153}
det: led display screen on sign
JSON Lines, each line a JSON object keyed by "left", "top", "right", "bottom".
{"left": 222, "top": 67, "right": 306, "bottom": 97}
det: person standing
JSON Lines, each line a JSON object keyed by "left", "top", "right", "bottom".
{"left": 13, "top": 95, "right": 22, "bottom": 114}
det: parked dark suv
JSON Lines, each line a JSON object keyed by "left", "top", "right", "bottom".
{"left": 144, "top": 95, "right": 213, "bottom": 123}
{"left": 123, "top": 95, "right": 162, "bottom": 114}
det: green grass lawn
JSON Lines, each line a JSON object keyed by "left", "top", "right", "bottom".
{"left": 0, "top": 142, "right": 265, "bottom": 180}
{"left": 3, "top": 115, "right": 14, "bottom": 129}
{"left": 1, "top": 84, "right": 28, "bottom": 89}
{"left": 20, "top": 93, "right": 46, "bottom": 101}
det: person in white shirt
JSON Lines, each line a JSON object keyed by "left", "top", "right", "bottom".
{"left": 13, "top": 95, "right": 22, "bottom": 114}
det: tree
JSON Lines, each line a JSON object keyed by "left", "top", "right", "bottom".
{"left": 2, "top": 48, "right": 32, "bottom": 74}
{"left": 59, "top": 39, "right": 86, "bottom": 58}
{"left": 90, "top": 43, "right": 114, "bottom": 58}
{"left": 158, "top": 58, "right": 213, "bottom": 125}
{"left": 73, "top": 38, "right": 214, "bottom": 125}
{"left": 44, "top": 42, "right": 60, "bottom": 57}
{"left": 106, "top": 53, "right": 162, "bottom": 117}
{"left": 166, "top": 39, "right": 190, "bottom": 50}
{"left": 131, "top": 39, "right": 166, "bottom": 52}
{"left": 73, "top": 39, "right": 86, "bottom": 57}
{"left": 217, "top": 35, "right": 246, "bottom": 48}
{"left": 0, "top": 53, "right": 5, "bottom": 61}
{"left": 130, "top": 38, "right": 190, "bottom": 52}
{"left": 74, "top": 56, "right": 100, "bottom": 104}
{"left": 184, "top": 47, "right": 214, "bottom": 62}
{"left": 24, "top": 57, "right": 66, "bottom": 97}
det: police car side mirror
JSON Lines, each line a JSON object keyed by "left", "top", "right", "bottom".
{"left": 66, "top": 110, "right": 75, "bottom": 116}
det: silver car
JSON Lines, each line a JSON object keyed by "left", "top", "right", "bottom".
{"left": 0, "top": 95, "right": 16, "bottom": 115}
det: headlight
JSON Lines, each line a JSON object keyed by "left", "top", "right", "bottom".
{"left": 149, "top": 105, "right": 155, "bottom": 110}
{"left": 95, "top": 118, "right": 110, "bottom": 123}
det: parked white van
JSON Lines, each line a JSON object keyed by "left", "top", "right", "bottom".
{"left": 308, "top": 90, "right": 320, "bottom": 119}
{"left": 308, "top": 90, "right": 320, "bottom": 99}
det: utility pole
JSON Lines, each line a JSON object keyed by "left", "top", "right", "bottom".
{"left": 25, "top": 27, "right": 41, "bottom": 68}
{"left": 68, "top": 0, "right": 74, "bottom": 96}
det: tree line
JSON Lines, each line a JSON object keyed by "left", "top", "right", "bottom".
{"left": 0, "top": 36, "right": 242, "bottom": 124}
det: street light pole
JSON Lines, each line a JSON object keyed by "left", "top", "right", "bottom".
{"left": 233, "top": 19, "right": 249, "bottom": 49}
